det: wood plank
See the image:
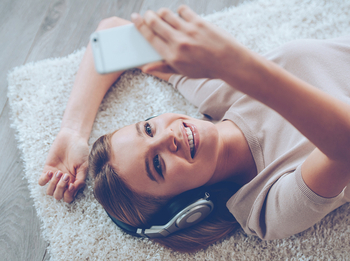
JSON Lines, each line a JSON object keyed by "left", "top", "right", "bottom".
{"left": 0, "top": 0, "right": 53, "bottom": 260}
{"left": 0, "top": 0, "right": 52, "bottom": 114}
{"left": 0, "top": 103, "right": 49, "bottom": 261}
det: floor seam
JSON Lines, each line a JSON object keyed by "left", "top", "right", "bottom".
{"left": 0, "top": 98, "right": 8, "bottom": 119}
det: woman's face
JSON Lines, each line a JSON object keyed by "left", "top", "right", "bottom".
{"left": 110, "top": 113, "right": 221, "bottom": 197}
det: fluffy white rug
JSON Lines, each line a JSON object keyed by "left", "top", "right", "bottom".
{"left": 7, "top": 0, "right": 350, "bottom": 260}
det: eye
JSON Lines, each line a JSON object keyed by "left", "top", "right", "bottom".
{"left": 144, "top": 122, "right": 153, "bottom": 137}
{"left": 153, "top": 155, "right": 163, "bottom": 178}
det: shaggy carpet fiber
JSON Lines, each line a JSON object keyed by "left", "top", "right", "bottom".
{"left": 7, "top": 0, "right": 350, "bottom": 260}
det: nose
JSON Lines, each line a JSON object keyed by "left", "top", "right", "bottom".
{"left": 154, "top": 128, "right": 177, "bottom": 152}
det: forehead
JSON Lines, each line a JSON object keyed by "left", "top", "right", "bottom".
{"left": 110, "top": 124, "right": 151, "bottom": 193}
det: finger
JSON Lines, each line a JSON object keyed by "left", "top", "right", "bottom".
{"left": 38, "top": 171, "right": 53, "bottom": 186}
{"left": 64, "top": 183, "right": 75, "bottom": 203}
{"left": 131, "top": 13, "right": 168, "bottom": 57}
{"left": 64, "top": 178, "right": 86, "bottom": 203}
{"left": 143, "top": 10, "right": 176, "bottom": 42}
{"left": 177, "top": 5, "right": 200, "bottom": 23}
{"left": 46, "top": 171, "right": 62, "bottom": 196}
{"left": 53, "top": 173, "right": 70, "bottom": 200}
{"left": 64, "top": 165, "right": 87, "bottom": 203}
{"left": 131, "top": 13, "right": 166, "bottom": 44}
{"left": 157, "top": 8, "right": 187, "bottom": 31}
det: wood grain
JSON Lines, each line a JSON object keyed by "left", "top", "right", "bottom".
{"left": 25, "top": 0, "right": 145, "bottom": 63}
{"left": 139, "top": 0, "right": 244, "bottom": 15}
{"left": 0, "top": 104, "right": 50, "bottom": 261}
{"left": 0, "top": 0, "right": 246, "bottom": 260}
{"left": 0, "top": 0, "right": 53, "bottom": 260}
{"left": 0, "top": 0, "right": 51, "bottom": 113}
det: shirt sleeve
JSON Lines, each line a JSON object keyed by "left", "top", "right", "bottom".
{"left": 168, "top": 75, "right": 244, "bottom": 120}
{"left": 246, "top": 165, "right": 349, "bottom": 240}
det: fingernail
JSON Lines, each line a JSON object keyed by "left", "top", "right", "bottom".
{"left": 68, "top": 184, "right": 74, "bottom": 192}
{"left": 47, "top": 171, "right": 53, "bottom": 178}
{"left": 131, "top": 13, "right": 139, "bottom": 22}
{"left": 63, "top": 174, "right": 69, "bottom": 182}
{"left": 56, "top": 171, "right": 61, "bottom": 178}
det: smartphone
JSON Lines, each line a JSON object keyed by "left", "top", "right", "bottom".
{"left": 90, "top": 23, "right": 163, "bottom": 74}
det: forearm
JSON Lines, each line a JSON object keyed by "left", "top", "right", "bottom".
{"left": 221, "top": 45, "right": 350, "bottom": 162}
{"left": 61, "top": 42, "right": 123, "bottom": 141}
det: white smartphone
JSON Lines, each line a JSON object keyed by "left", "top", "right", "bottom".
{"left": 90, "top": 23, "right": 163, "bottom": 74}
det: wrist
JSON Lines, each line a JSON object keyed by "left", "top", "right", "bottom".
{"left": 217, "top": 39, "right": 251, "bottom": 79}
{"left": 60, "top": 121, "right": 91, "bottom": 142}
{"left": 219, "top": 41, "right": 273, "bottom": 97}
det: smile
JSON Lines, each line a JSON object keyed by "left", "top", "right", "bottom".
{"left": 185, "top": 126, "right": 195, "bottom": 157}
{"left": 183, "top": 122, "right": 199, "bottom": 159}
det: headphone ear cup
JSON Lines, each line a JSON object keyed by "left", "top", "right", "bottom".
{"left": 175, "top": 199, "right": 213, "bottom": 229}
{"left": 151, "top": 187, "right": 208, "bottom": 225}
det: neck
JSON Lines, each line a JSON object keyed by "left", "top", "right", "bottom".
{"left": 206, "top": 120, "right": 257, "bottom": 186}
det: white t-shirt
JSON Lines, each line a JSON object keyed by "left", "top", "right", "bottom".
{"left": 168, "top": 36, "right": 350, "bottom": 240}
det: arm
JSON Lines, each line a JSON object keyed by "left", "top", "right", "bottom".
{"left": 38, "top": 17, "right": 132, "bottom": 203}
{"left": 132, "top": 6, "right": 350, "bottom": 198}
{"left": 220, "top": 45, "right": 350, "bottom": 198}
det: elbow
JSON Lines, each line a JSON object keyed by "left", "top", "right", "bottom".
{"left": 328, "top": 143, "right": 350, "bottom": 164}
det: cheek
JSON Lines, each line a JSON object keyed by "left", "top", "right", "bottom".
{"left": 168, "top": 160, "right": 214, "bottom": 193}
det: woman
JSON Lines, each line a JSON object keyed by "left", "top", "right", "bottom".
{"left": 38, "top": 5, "right": 350, "bottom": 252}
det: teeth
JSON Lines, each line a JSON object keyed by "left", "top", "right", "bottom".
{"left": 185, "top": 127, "right": 194, "bottom": 153}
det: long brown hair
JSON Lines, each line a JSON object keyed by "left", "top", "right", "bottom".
{"left": 89, "top": 131, "right": 241, "bottom": 253}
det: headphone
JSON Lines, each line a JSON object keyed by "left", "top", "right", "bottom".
{"left": 106, "top": 186, "right": 214, "bottom": 238}
{"left": 145, "top": 115, "right": 160, "bottom": 121}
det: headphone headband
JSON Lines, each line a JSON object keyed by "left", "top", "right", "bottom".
{"left": 106, "top": 212, "right": 141, "bottom": 237}
{"left": 106, "top": 189, "right": 214, "bottom": 238}
{"left": 145, "top": 115, "right": 159, "bottom": 121}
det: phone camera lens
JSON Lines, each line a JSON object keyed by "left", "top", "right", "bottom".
{"left": 93, "top": 38, "right": 97, "bottom": 42}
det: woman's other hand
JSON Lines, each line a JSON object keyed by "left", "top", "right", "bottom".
{"left": 38, "top": 128, "right": 89, "bottom": 203}
{"left": 131, "top": 5, "right": 246, "bottom": 80}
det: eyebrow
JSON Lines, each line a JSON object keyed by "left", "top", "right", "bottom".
{"left": 136, "top": 121, "right": 143, "bottom": 137}
{"left": 135, "top": 122, "right": 158, "bottom": 183}
{"left": 145, "top": 157, "right": 157, "bottom": 182}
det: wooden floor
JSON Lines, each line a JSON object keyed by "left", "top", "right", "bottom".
{"left": 0, "top": 0, "right": 248, "bottom": 260}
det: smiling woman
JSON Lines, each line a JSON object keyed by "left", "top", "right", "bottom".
{"left": 90, "top": 126, "right": 241, "bottom": 251}
{"left": 39, "top": 5, "right": 350, "bottom": 254}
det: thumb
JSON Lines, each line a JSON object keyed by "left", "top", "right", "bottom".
{"left": 142, "top": 61, "right": 177, "bottom": 74}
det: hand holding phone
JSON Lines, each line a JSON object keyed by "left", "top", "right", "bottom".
{"left": 90, "top": 23, "right": 163, "bottom": 74}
